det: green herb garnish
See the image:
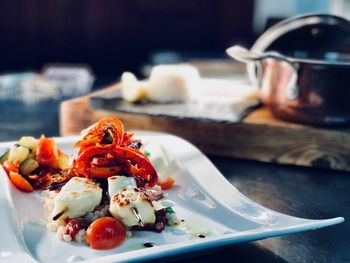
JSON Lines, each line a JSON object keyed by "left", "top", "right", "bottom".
{"left": 165, "top": 207, "right": 174, "bottom": 214}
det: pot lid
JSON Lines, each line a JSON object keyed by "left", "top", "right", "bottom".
{"left": 251, "top": 13, "right": 350, "bottom": 60}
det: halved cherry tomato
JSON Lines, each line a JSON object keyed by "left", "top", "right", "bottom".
{"left": 9, "top": 171, "right": 33, "bottom": 192}
{"left": 158, "top": 176, "right": 175, "bottom": 190}
{"left": 86, "top": 217, "right": 125, "bottom": 250}
{"left": 2, "top": 160, "right": 19, "bottom": 174}
{"left": 36, "top": 136, "right": 57, "bottom": 166}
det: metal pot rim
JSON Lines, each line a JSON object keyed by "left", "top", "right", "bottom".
{"left": 251, "top": 13, "right": 350, "bottom": 54}
{"left": 277, "top": 56, "right": 350, "bottom": 66}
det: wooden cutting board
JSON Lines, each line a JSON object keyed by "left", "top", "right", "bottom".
{"left": 60, "top": 83, "right": 350, "bottom": 172}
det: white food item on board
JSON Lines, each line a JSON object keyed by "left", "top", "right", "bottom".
{"left": 121, "top": 72, "right": 148, "bottom": 102}
{"left": 146, "top": 64, "right": 200, "bottom": 102}
{"left": 50, "top": 177, "right": 102, "bottom": 220}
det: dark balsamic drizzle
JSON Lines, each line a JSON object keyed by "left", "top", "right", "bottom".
{"left": 143, "top": 242, "right": 155, "bottom": 248}
{"left": 197, "top": 234, "right": 206, "bottom": 238}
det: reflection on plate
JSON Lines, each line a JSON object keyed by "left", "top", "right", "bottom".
{"left": 0, "top": 132, "right": 344, "bottom": 263}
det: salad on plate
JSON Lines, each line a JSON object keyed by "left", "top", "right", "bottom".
{"left": 0, "top": 118, "right": 177, "bottom": 250}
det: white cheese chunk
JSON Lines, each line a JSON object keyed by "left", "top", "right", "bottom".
{"left": 109, "top": 188, "right": 155, "bottom": 227}
{"left": 121, "top": 72, "right": 148, "bottom": 102}
{"left": 147, "top": 64, "right": 200, "bottom": 102}
{"left": 50, "top": 177, "right": 102, "bottom": 220}
{"left": 108, "top": 175, "right": 137, "bottom": 199}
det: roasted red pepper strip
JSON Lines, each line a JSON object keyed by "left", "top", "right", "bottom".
{"left": 114, "top": 147, "right": 158, "bottom": 187}
{"left": 75, "top": 118, "right": 125, "bottom": 149}
{"left": 73, "top": 146, "right": 115, "bottom": 178}
{"left": 96, "top": 118, "right": 124, "bottom": 146}
{"left": 73, "top": 145, "right": 157, "bottom": 186}
{"left": 88, "top": 167, "right": 122, "bottom": 179}
{"left": 72, "top": 118, "right": 158, "bottom": 186}
{"left": 73, "top": 146, "right": 121, "bottom": 179}
{"left": 90, "top": 157, "right": 115, "bottom": 167}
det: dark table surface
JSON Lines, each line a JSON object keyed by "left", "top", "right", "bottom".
{"left": 165, "top": 157, "right": 348, "bottom": 263}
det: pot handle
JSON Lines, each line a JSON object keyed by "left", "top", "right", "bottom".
{"left": 226, "top": 45, "right": 300, "bottom": 100}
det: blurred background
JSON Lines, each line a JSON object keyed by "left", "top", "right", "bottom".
{"left": 0, "top": 0, "right": 348, "bottom": 140}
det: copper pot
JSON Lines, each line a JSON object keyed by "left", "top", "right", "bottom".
{"left": 227, "top": 14, "right": 350, "bottom": 126}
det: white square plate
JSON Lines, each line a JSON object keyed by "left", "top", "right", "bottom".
{"left": 0, "top": 132, "right": 344, "bottom": 263}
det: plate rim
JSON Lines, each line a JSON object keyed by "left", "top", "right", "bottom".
{"left": 0, "top": 132, "right": 345, "bottom": 263}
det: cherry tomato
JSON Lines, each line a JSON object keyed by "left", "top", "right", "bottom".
{"left": 9, "top": 171, "right": 33, "bottom": 192}
{"left": 36, "top": 136, "right": 57, "bottom": 166}
{"left": 158, "top": 176, "right": 175, "bottom": 190}
{"left": 2, "top": 160, "right": 19, "bottom": 174}
{"left": 86, "top": 217, "right": 125, "bottom": 250}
